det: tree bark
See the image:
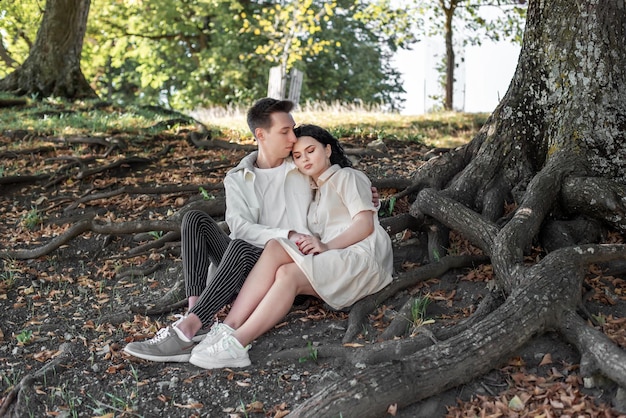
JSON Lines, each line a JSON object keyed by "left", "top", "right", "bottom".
{"left": 0, "top": 0, "right": 97, "bottom": 99}
{"left": 293, "top": 0, "right": 626, "bottom": 415}
{"left": 442, "top": 0, "right": 458, "bottom": 111}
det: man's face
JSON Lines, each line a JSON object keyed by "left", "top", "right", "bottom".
{"left": 258, "top": 112, "right": 297, "bottom": 159}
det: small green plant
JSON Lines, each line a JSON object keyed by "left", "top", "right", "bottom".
{"left": 408, "top": 296, "right": 435, "bottom": 337}
{"left": 379, "top": 196, "right": 396, "bottom": 217}
{"left": 22, "top": 207, "right": 43, "bottom": 230}
{"left": 0, "top": 258, "right": 19, "bottom": 289}
{"left": 299, "top": 341, "right": 318, "bottom": 363}
{"left": 236, "top": 398, "right": 249, "bottom": 418}
{"left": 432, "top": 248, "right": 441, "bottom": 262}
{"left": 199, "top": 186, "right": 215, "bottom": 200}
{"left": 57, "top": 385, "right": 81, "bottom": 418}
{"left": 16, "top": 329, "right": 33, "bottom": 345}
{"left": 592, "top": 313, "right": 606, "bottom": 326}
{"left": 148, "top": 230, "right": 163, "bottom": 240}
{"left": 105, "top": 392, "right": 130, "bottom": 410}
{"left": 2, "top": 368, "right": 22, "bottom": 387}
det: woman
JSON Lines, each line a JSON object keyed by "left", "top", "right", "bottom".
{"left": 189, "top": 124, "right": 394, "bottom": 369}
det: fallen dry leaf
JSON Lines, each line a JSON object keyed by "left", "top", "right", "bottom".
{"left": 174, "top": 401, "right": 204, "bottom": 409}
{"left": 539, "top": 353, "right": 552, "bottom": 366}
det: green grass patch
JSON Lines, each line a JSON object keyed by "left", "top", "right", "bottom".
{"left": 1, "top": 96, "right": 488, "bottom": 149}
{"left": 0, "top": 95, "right": 192, "bottom": 137}
{"left": 192, "top": 101, "right": 488, "bottom": 149}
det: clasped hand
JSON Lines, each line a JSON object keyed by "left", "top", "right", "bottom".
{"left": 293, "top": 234, "right": 327, "bottom": 255}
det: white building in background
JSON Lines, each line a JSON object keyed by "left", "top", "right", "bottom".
{"left": 394, "top": 38, "right": 521, "bottom": 115}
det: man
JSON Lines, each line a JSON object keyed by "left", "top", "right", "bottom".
{"left": 124, "top": 98, "right": 377, "bottom": 362}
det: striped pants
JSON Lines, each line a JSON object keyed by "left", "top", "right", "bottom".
{"left": 181, "top": 210, "right": 263, "bottom": 327}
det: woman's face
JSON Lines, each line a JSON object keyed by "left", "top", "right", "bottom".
{"left": 292, "top": 135, "right": 331, "bottom": 181}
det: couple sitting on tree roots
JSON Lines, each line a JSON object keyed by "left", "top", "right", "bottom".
{"left": 123, "top": 97, "right": 394, "bottom": 369}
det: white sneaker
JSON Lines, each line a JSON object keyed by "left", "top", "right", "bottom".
{"left": 191, "top": 322, "right": 234, "bottom": 354}
{"left": 189, "top": 335, "right": 251, "bottom": 369}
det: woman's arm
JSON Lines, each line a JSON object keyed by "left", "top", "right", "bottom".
{"left": 297, "top": 210, "right": 374, "bottom": 255}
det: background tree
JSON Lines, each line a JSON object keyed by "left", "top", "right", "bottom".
{"left": 85, "top": 0, "right": 414, "bottom": 109}
{"left": 0, "top": 0, "right": 96, "bottom": 99}
{"left": 416, "top": 0, "right": 526, "bottom": 111}
{"left": 299, "top": 0, "right": 413, "bottom": 107}
{"left": 0, "top": 2, "right": 39, "bottom": 75}
{"left": 0, "top": 0, "right": 414, "bottom": 109}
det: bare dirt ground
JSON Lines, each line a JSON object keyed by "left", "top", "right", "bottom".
{"left": 1, "top": 118, "right": 625, "bottom": 417}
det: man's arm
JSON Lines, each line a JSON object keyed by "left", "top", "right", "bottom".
{"left": 224, "top": 174, "right": 291, "bottom": 247}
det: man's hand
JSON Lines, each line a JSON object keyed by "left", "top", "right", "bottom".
{"left": 371, "top": 186, "right": 380, "bottom": 208}
{"left": 296, "top": 235, "right": 328, "bottom": 255}
{"left": 288, "top": 231, "right": 309, "bottom": 243}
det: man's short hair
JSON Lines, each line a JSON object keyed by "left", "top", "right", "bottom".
{"left": 247, "top": 98, "right": 294, "bottom": 136}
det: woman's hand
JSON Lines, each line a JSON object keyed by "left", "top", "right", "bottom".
{"left": 296, "top": 235, "right": 328, "bottom": 255}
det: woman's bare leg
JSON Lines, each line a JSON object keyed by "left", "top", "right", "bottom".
{"left": 224, "top": 240, "right": 296, "bottom": 329}
{"left": 231, "top": 263, "right": 318, "bottom": 347}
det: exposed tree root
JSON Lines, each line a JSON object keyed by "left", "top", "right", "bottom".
{"left": 62, "top": 183, "right": 223, "bottom": 212}
{"left": 342, "top": 255, "right": 488, "bottom": 343}
{"left": 562, "top": 177, "right": 626, "bottom": 232}
{"left": 0, "top": 198, "right": 225, "bottom": 260}
{"left": 0, "top": 98, "right": 27, "bottom": 108}
{"left": 127, "top": 230, "right": 181, "bottom": 256}
{"left": 115, "top": 263, "right": 161, "bottom": 279}
{"left": 0, "top": 343, "right": 75, "bottom": 418}
{"left": 289, "top": 244, "right": 626, "bottom": 417}
{"left": 130, "top": 275, "right": 187, "bottom": 315}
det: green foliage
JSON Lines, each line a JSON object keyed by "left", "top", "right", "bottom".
{"left": 379, "top": 196, "right": 396, "bottom": 217}
{"left": 1, "top": 368, "right": 22, "bottom": 387}
{"left": 0, "top": 1, "right": 42, "bottom": 77}
{"left": 0, "top": 98, "right": 487, "bottom": 151}
{"left": 16, "top": 329, "right": 33, "bottom": 345}
{"left": 415, "top": 0, "right": 526, "bottom": 46}
{"left": 432, "top": 248, "right": 441, "bottom": 262}
{"left": 298, "top": 341, "right": 318, "bottom": 363}
{"left": 148, "top": 231, "right": 163, "bottom": 240}
{"left": 22, "top": 207, "right": 43, "bottom": 230}
{"left": 409, "top": 295, "right": 434, "bottom": 334}
{"left": 0, "top": 258, "right": 19, "bottom": 289}
{"left": 412, "top": 0, "right": 527, "bottom": 110}
{"left": 199, "top": 186, "right": 215, "bottom": 200}
{"left": 239, "top": 0, "right": 337, "bottom": 70}
{"left": 2, "top": 0, "right": 418, "bottom": 109}
{"left": 0, "top": 97, "right": 189, "bottom": 136}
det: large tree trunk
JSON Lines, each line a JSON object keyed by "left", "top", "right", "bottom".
{"left": 0, "top": 0, "right": 97, "bottom": 99}
{"left": 291, "top": 1, "right": 626, "bottom": 416}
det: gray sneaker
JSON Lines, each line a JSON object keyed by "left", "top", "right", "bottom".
{"left": 191, "top": 322, "right": 234, "bottom": 355}
{"left": 189, "top": 335, "right": 251, "bottom": 369}
{"left": 123, "top": 326, "right": 195, "bottom": 362}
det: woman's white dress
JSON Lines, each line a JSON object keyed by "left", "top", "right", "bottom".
{"left": 276, "top": 165, "right": 393, "bottom": 309}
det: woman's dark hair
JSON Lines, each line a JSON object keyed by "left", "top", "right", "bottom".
{"left": 294, "top": 124, "right": 352, "bottom": 168}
